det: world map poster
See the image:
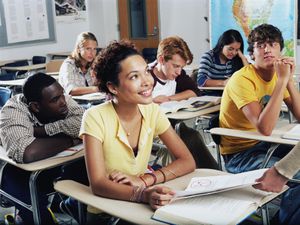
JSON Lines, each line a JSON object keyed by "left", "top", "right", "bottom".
{"left": 210, "top": 0, "right": 296, "bottom": 57}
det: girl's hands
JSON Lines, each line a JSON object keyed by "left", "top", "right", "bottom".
{"left": 109, "top": 171, "right": 145, "bottom": 187}
{"left": 237, "top": 49, "right": 244, "bottom": 59}
{"left": 144, "top": 186, "right": 175, "bottom": 210}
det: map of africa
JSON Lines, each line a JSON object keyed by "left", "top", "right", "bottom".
{"left": 210, "top": 0, "right": 295, "bottom": 56}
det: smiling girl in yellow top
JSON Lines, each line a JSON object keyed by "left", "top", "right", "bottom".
{"left": 79, "top": 40, "right": 196, "bottom": 224}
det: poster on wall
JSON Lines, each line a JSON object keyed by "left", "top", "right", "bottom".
{"left": 3, "top": 0, "right": 49, "bottom": 44}
{"left": 55, "top": 0, "right": 86, "bottom": 23}
{"left": 210, "top": 0, "right": 296, "bottom": 57}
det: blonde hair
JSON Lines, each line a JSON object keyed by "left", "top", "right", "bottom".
{"left": 70, "top": 32, "right": 98, "bottom": 69}
{"left": 157, "top": 36, "right": 193, "bottom": 65}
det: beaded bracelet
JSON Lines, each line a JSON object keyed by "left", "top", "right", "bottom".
{"left": 137, "top": 187, "right": 147, "bottom": 203}
{"left": 130, "top": 186, "right": 139, "bottom": 202}
{"left": 145, "top": 172, "right": 157, "bottom": 186}
{"left": 157, "top": 168, "right": 166, "bottom": 183}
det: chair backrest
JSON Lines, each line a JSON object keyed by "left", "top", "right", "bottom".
{"left": 4, "top": 60, "right": 29, "bottom": 68}
{"left": 32, "top": 56, "right": 46, "bottom": 64}
{"left": 46, "top": 60, "right": 64, "bottom": 73}
{"left": 0, "top": 72, "right": 16, "bottom": 81}
{"left": 0, "top": 87, "right": 12, "bottom": 107}
{"left": 176, "top": 122, "right": 219, "bottom": 169}
{"left": 208, "top": 114, "right": 220, "bottom": 144}
{"left": 3, "top": 60, "right": 29, "bottom": 76}
{"left": 190, "top": 69, "right": 198, "bottom": 83}
{"left": 142, "top": 48, "right": 157, "bottom": 63}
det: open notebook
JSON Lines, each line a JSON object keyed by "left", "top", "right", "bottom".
{"left": 160, "top": 96, "right": 221, "bottom": 114}
{"left": 281, "top": 124, "right": 300, "bottom": 141}
{"left": 152, "top": 169, "right": 285, "bottom": 225}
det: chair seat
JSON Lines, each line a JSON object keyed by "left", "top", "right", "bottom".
{"left": 0, "top": 87, "right": 12, "bottom": 107}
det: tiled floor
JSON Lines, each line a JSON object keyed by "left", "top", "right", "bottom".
{"left": 0, "top": 205, "right": 78, "bottom": 225}
{"left": 0, "top": 112, "right": 291, "bottom": 225}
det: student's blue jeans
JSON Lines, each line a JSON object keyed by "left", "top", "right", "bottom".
{"left": 1, "top": 158, "right": 88, "bottom": 225}
{"left": 224, "top": 142, "right": 300, "bottom": 225}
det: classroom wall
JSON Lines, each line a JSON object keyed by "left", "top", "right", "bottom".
{"left": 0, "top": 1, "right": 89, "bottom": 61}
{"left": 1, "top": 0, "right": 300, "bottom": 65}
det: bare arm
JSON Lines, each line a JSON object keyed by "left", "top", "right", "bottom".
{"left": 23, "top": 135, "right": 74, "bottom": 163}
{"left": 157, "top": 126, "right": 196, "bottom": 177}
{"left": 153, "top": 90, "right": 197, "bottom": 104}
{"left": 84, "top": 134, "right": 138, "bottom": 200}
{"left": 237, "top": 49, "right": 249, "bottom": 66}
{"left": 44, "top": 97, "right": 84, "bottom": 138}
{"left": 242, "top": 60, "right": 291, "bottom": 135}
{"left": 83, "top": 126, "right": 195, "bottom": 209}
{"left": 203, "top": 78, "right": 229, "bottom": 87}
{"left": 169, "top": 90, "right": 197, "bottom": 101}
{"left": 69, "top": 86, "right": 99, "bottom": 96}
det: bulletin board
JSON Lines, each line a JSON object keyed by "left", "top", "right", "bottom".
{"left": 0, "top": 0, "right": 55, "bottom": 48}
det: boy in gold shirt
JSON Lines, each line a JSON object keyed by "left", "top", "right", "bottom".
{"left": 220, "top": 24, "right": 300, "bottom": 225}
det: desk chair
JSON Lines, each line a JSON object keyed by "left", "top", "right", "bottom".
{"left": 0, "top": 87, "right": 12, "bottom": 108}
{"left": 0, "top": 72, "right": 16, "bottom": 81}
{"left": 151, "top": 122, "right": 219, "bottom": 169}
{"left": 32, "top": 56, "right": 46, "bottom": 65}
{"left": 175, "top": 122, "right": 219, "bottom": 169}
{"left": 142, "top": 48, "right": 157, "bottom": 63}
{"left": 206, "top": 114, "right": 223, "bottom": 170}
{"left": 3, "top": 60, "right": 29, "bottom": 79}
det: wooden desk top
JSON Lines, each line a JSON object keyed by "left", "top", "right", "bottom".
{"left": 72, "top": 92, "right": 106, "bottom": 102}
{"left": 55, "top": 169, "right": 227, "bottom": 225}
{"left": 166, "top": 104, "right": 220, "bottom": 120}
{"left": 0, "top": 59, "right": 28, "bottom": 67}
{"left": 54, "top": 168, "right": 282, "bottom": 225}
{"left": 2, "top": 63, "right": 46, "bottom": 71}
{"left": 46, "top": 72, "right": 59, "bottom": 76}
{"left": 198, "top": 86, "right": 225, "bottom": 91}
{"left": 47, "top": 51, "right": 71, "bottom": 57}
{"left": 0, "top": 145, "right": 84, "bottom": 171}
{"left": 0, "top": 78, "right": 26, "bottom": 86}
{"left": 210, "top": 124, "right": 297, "bottom": 146}
{"left": 0, "top": 60, "right": 16, "bottom": 67}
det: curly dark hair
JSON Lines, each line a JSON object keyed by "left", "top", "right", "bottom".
{"left": 247, "top": 24, "right": 284, "bottom": 56}
{"left": 92, "top": 40, "right": 140, "bottom": 94}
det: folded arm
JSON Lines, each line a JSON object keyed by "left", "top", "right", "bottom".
{"left": 23, "top": 135, "right": 74, "bottom": 163}
{"left": 44, "top": 97, "right": 84, "bottom": 138}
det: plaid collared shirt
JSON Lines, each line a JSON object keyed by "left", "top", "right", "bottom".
{"left": 58, "top": 58, "right": 94, "bottom": 94}
{"left": 0, "top": 94, "right": 84, "bottom": 163}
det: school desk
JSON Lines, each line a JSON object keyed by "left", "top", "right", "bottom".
{"left": 47, "top": 51, "right": 71, "bottom": 60}
{"left": 210, "top": 124, "right": 298, "bottom": 169}
{"left": 198, "top": 86, "right": 225, "bottom": 91}
{"left": 0, "top": 78, "right": 26, "bottom": 87}
{"left": 0, "top": 145, "right": 84, "bottom": 225}
{"left": 2, "top": 63, "right": 46, "bottom": 74}
{"left": 166, "top": 104, "right": 220, "bottom": 120}
{"left": 54, "top": 168, "right": 282, "bottom": 225}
